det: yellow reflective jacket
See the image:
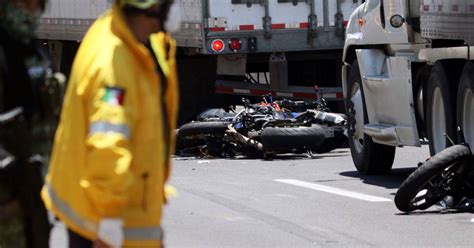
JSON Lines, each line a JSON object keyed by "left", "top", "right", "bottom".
{"left": 41, "top": 5, "right": 179, "bottom": 247}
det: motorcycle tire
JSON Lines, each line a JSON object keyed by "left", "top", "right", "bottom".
{"left": 394, "top": 145, "right": 471, "bottom": 213}
{"left": 176, "top": 121, "right": 230, "bottom": 149}
{"left": 178, "top": 121, "right": 230, "bottom": 137}
{"left": 260, "top": 126, "right": 326, "bottom": 152}
{"left": 312, "top": 127, "right": 347, "bottom": 154}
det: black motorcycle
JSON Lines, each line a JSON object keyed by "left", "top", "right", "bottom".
{"left": 175, "top": 95, "right": 347, "bottom": 158}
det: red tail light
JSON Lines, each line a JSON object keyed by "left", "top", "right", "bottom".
{"left": 228, "top": 38, "right": 242, "bottom": 52}
{"left": 211, "top": 39, "right": 225, "bottom": 52}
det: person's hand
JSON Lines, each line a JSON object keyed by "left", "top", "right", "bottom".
{"left": 97, "top": 218, "right": 124, "bottom": 248}
{"left": 93, "top": 239, "right": 111, "bottom": 248}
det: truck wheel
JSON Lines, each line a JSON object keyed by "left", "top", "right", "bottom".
{"left": 345, "top": 60, "right": 395, "bottom": 175}
{"left": 457, "top": 62, "right": 474, "bottom": 151}
{"left": 394, "top": 145, "right": 471, "bottom": 212}
{"left": 426, "top": 62, "right": 458, "bottom": 155}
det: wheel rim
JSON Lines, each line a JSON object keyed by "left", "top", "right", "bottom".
{"left": 408, "top": 162, "right": 462, "bottom": 209}
{"left": 351, "top": 83, "right": 364, "bottom": 153}
{"left": 431, "top": 87, "right": 446, "bottom": 153}
{"left": 462, "top": 89, "right": 474, "bottom": 152}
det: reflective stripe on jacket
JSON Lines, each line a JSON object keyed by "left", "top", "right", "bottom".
{"left": 41, "top": 5, "right": 179, "bottom": 247}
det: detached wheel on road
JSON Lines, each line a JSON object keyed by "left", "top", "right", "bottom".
{"left": 457, "top": 62, "right": 474, "bottom": 152}
{"left": 345, "top": 60, "right": 395, "bottom": 175}
{"left": 394, "top": 145, "right": 471, "bottom": 212}
{"left": 176, "top": 121, "right": 230, "bottom": 149}
{"left": 260, "top": 126, "right": 326, "bottom": 152}
{"left": 426, "top": 61, "right": 459, "bottom": 155}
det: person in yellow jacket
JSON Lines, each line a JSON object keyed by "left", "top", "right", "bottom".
{"left": 41, "top": 0, "right": 181, "bottom": 247}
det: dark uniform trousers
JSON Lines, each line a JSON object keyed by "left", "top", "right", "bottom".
{"left": 0, "top": 26, "right": 52, "bottom": 248}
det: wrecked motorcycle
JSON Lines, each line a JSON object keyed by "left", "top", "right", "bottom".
{"left": 176, "top": 95, "right": 347, "bottom": 158}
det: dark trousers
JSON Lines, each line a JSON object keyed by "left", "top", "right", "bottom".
{"left": 0, "top": 160, "right": 51, "bottom": 248}
{"left": 68, "top": 229, "right": 93, "bottom": 248}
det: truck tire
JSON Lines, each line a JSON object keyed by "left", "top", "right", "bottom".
{"left": 426, "top": 62, "right": 459, "bottom": 155}
{"left": 456, "top": 62, "right": 474, "bottom": 152}
{"left": 394, "top": 145, "right": 471, "bottom": 212}
{"left": 260, "top": 126, "right": 326, "bottom": 152}
{"left": 176, "top": 121, "right": 230, "bottom": 149}
{"left": 345, "top": 60, "right": 395, "bottom": 175}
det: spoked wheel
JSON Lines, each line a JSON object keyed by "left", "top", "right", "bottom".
{"left": 457, "top": 62, "right": 474, "bottom": 152}
{"left": 394, "top": 145, "right": 471, "bottom": 212}
{"left": 345, "top": 60, "right": 395, "bottom": 175}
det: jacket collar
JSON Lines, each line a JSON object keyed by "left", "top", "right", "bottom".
{"left": 109, "top": 4, "right": 155, "bottom": 70}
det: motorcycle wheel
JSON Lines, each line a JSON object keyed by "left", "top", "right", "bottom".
{"left": 394, "top": 145, "right": 471, "bottom": 212}
{"left": 312, "top": 127, "right": 347, "bottom": 154}
{"left": 176, "top": 121, "right": 230, "bottom": 149}
{"left": 260, "top": 126, "right": 326, "bottom": 152}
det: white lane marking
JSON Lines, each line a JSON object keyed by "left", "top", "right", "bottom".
{"left": 274, "top": 179, "right": 392, "bottom": 202}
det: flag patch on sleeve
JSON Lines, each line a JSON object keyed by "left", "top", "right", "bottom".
{"left": 102, "top": 86, "right": 126, "bottom": 106}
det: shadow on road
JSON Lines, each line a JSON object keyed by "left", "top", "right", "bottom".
{"left": 265, "top": 153, "right": 349, "bottom": 161}
{"left": 338, "top": 167, "right": 417, "bottom": 189}
{"left": 395, "top": 208, "right": 474, "bottom": 216}
{"left": 174, "top": 149, "right": 351, "bottom": 161}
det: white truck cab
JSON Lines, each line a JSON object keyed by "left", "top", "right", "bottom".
{"left": 343, "top": 0, "right": 474, "bottom": 174}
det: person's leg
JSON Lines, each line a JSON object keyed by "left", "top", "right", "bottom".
{"left": 68, "top": 229, "right": 93, "bottom": 248}
{"left": 0, "top": 200, "right": 27, "bottom": 248}
{"left": 17, "top": 161, "right": 51, "bottom": 248}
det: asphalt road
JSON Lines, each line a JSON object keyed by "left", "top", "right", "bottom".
{"left": 162, "top": 146, "right": 474, "bottom": 247}
{"left": 50, "top": 145, "right": 474, "bottom": 247}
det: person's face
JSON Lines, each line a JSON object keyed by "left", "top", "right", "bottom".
{"left": 11, "top": 0, "right": 41, "bottom": 13}
{"left": 145, "top": 5, "right": 162, "bottom": 33}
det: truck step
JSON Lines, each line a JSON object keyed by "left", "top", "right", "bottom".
{"left": 364, "top": 123, "right": 420, "bottom": 147}
{"left": 363, "top": 75, "right": 390, "bottom": 84}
